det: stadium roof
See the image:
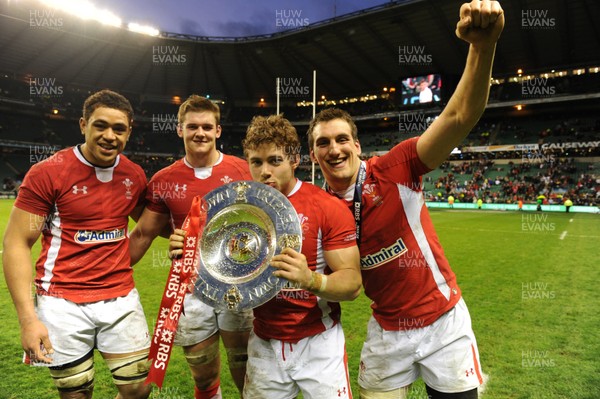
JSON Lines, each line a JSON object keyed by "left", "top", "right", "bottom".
{"left": 1, "top": 0, "right": 599, "bottom": 104}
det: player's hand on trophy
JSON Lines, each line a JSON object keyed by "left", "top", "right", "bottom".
{"left": 270, "top": 247, "right": 313, "bottom": 290}
{"left": 168, "top": 229, "right": 186, "bottom": 259}
{"left": 456, "top": 0, "right": 504, "bottom": 48}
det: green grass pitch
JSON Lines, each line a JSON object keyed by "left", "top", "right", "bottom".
{"left": 1, "top": 199, "right": 598, "bottom": 398}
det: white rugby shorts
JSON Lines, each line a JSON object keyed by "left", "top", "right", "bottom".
{"left": 358, "top": 298, "right": 483, "bottom": 393}
{"left": 34, "top": 288, "right": 150, "bottom": 367}
{"left": 173, "top": 292, "right": 253, "bottom": 347}
{"left": 244, "top": 323, "right": 353, "bottom": 399}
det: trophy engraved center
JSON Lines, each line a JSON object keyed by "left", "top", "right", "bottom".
{"left": 225, "top": 229, "right": 260, "bottom": 264}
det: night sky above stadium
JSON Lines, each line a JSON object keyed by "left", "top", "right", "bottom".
{"left": 98, "top": 0, "right": 390, "bottom": 37}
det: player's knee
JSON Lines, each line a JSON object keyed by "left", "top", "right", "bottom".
{"left": 185, "top": 340, "right": 220, "bottom": 367}
{"left": 185, "top": 341, "right": 220, "bottom": 388}
{"left": 105, "top": 350, "right": 151, "bottom": 387}
{"left": 425, "top": 386, "right": 478, "bottom": 399}
{"left": 49, "top": 350, "right": 95, "bottom": 394}
{"left": 359, "top": 386, "right": 409, "bottom": 399}
{"left": 225, "top": 346, "right": 248, "bottom": 369}
{"left": 115, "top": 382, "right": 152, "bottom": 399}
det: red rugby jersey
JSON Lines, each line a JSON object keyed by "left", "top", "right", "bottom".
{"left": 334, "top": 137, "right": 462, "bottom": 330}
{"left": 145, "top": 153, "right": 250, "bottom": 228}
{"left": 252, "top": 180, "right": 357, "bottom": 342}
{"left": 15, "top": 147, "right": 146, "bottom": 303}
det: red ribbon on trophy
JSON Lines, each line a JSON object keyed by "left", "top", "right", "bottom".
{"left": 145, "top": 196, "right": 206, "bottom": 388}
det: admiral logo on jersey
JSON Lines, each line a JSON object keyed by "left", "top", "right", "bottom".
{"left": 74, "top": 228, "right": 126, "bottom": 244}
{"left": 360, "top": 237, "right": 407, "bottom": 269}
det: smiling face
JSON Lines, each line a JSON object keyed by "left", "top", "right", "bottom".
{"left": 247, "top": 143, "right": 298, "bottom": 196}
{"left": 79, "top": 106, "right": 131, "bottom": 167}
{"left": 310, "top": 118, "right": 362, "bottom": 192}
{"left": 178, "top": 110, "right": 222, "bottom": 167}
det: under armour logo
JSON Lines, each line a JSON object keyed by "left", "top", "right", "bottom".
{"left": 466, "top": 368, "right": 475, "bottom": 377}
{"left": 72, "top": 185, "right": 88, "bottom": 194}
{"left": 337, "top": 387, "right": 347, "bottom": 396}
{"left": 174, "top": 183, "right": 187, "bottom": 192}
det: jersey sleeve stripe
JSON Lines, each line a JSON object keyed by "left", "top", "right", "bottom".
{"left": 398, "top": 183, "right": 451, "bottom": 300}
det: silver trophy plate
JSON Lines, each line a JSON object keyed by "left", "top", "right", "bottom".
{"left": 193, "top": 181, "right": 302, "bottom": 311}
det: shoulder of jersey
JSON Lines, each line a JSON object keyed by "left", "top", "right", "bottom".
{"left": 119, "top": 153, "right": 145, "bottom": 172}
{"left": 31, "top": 147, "right": 75, "bottom": 173}
{"left": 223, "top": 154, "right": 248, "bottom": 166}
{"left": 297, "top": 181, "right": 330, "bottom": 199}
{"left": 150, "top": 158, "right": 185, "bottom": 179}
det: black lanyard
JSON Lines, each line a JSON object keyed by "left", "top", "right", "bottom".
{"left": 325, "top": 162, "right": 366, "bottom": 243}
{"left": 353, "top": 162, "right": 367, "bottom": 242}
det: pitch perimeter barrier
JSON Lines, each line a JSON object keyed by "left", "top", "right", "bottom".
{"left": 425, "top": 202, "right": 599, "bottom": 214}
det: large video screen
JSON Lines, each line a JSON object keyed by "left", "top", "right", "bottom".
{"left": 401, "top": 74, "right": 442, "bottom": 106}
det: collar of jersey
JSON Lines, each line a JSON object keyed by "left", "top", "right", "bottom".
{"left": 331, "top": 160, "right": 366, "bottom": 202}
{"left": 287, "top": 178, "right": 302, "bottom": 197}
{"left": 183, "top": 151, "right": 223, "bottom": 170}
{"left": 74, "top": 145, "right": 120, "bottom": 169}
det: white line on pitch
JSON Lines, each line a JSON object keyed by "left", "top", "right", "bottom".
{"left": 559, "top": 231, "right": 568, "bottom": 240}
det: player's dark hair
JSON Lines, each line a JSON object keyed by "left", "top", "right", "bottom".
{"left": 307, "top": 108, "right": 358, "bottom": 149}
{"left": 82, "top": 89, "right": 133, "bottom": 124}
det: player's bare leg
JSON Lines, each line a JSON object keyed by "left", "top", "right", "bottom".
{"left": 184, "top": 333, "right": 222, "bottom": 399}
{"left": 49, "top": 350, "right": 95, "bottom": 399}
{"left": 58, "top": 391, "right": 92, "bottom": 399}
{"left": 101, "top": 349, "right": 152, "bottom": 399}
{"left": 220, "top": 329, "right": 250, "bottom": 395}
